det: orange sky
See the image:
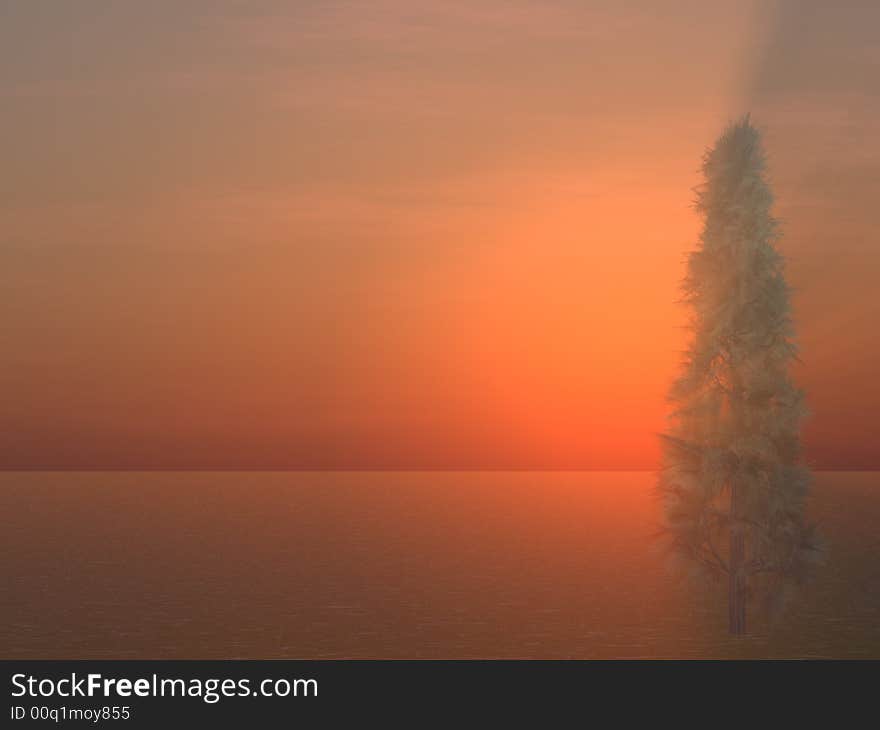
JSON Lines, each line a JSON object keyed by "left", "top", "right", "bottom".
{"left": 2, "top": 1, "right": 878, "bottom": 469}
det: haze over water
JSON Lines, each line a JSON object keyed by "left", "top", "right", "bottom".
{"left": 2, "top": 471, "right": 877, "bottom": 659}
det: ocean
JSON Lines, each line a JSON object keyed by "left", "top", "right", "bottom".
{"left": 2, "top": 471, "right": 877, "bottom": 659}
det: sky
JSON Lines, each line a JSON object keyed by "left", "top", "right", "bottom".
{"left": 1, "top": 1, "right": 878, "bottom": 469}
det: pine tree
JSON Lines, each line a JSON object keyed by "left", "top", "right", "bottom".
{"left": 658, "top": 116, "right": 822, "bottom": 635}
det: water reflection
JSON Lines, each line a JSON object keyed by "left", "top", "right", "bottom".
{"left": 1, "top": 471, "right": 877, "bottom": 658}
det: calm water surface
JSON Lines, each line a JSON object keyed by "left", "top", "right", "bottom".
{"left": 1, "top": 471, "right": 878, "bottom": 658}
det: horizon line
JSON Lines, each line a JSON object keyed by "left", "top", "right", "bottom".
{"left": 1, "top": 467, "right": 877, "bottom": 474}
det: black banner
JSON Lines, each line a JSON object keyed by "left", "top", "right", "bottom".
{"left": 2, "top": 659, "right": 871, "bottom": 726}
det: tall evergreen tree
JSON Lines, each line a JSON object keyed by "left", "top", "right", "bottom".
{"left": 659, "top": 116, "right": 821, "bottom": 635}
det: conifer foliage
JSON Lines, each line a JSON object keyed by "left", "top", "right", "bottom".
{"left": 659, "top": 117, "right": 822, "bottom": 635}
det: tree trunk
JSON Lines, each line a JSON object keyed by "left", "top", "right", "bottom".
{"left": 728, "top": 482, "right": 747, "bottom": 635}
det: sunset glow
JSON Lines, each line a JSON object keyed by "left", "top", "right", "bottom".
{"left": 2, "top": 1, "right": 877, "bottom": 468}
